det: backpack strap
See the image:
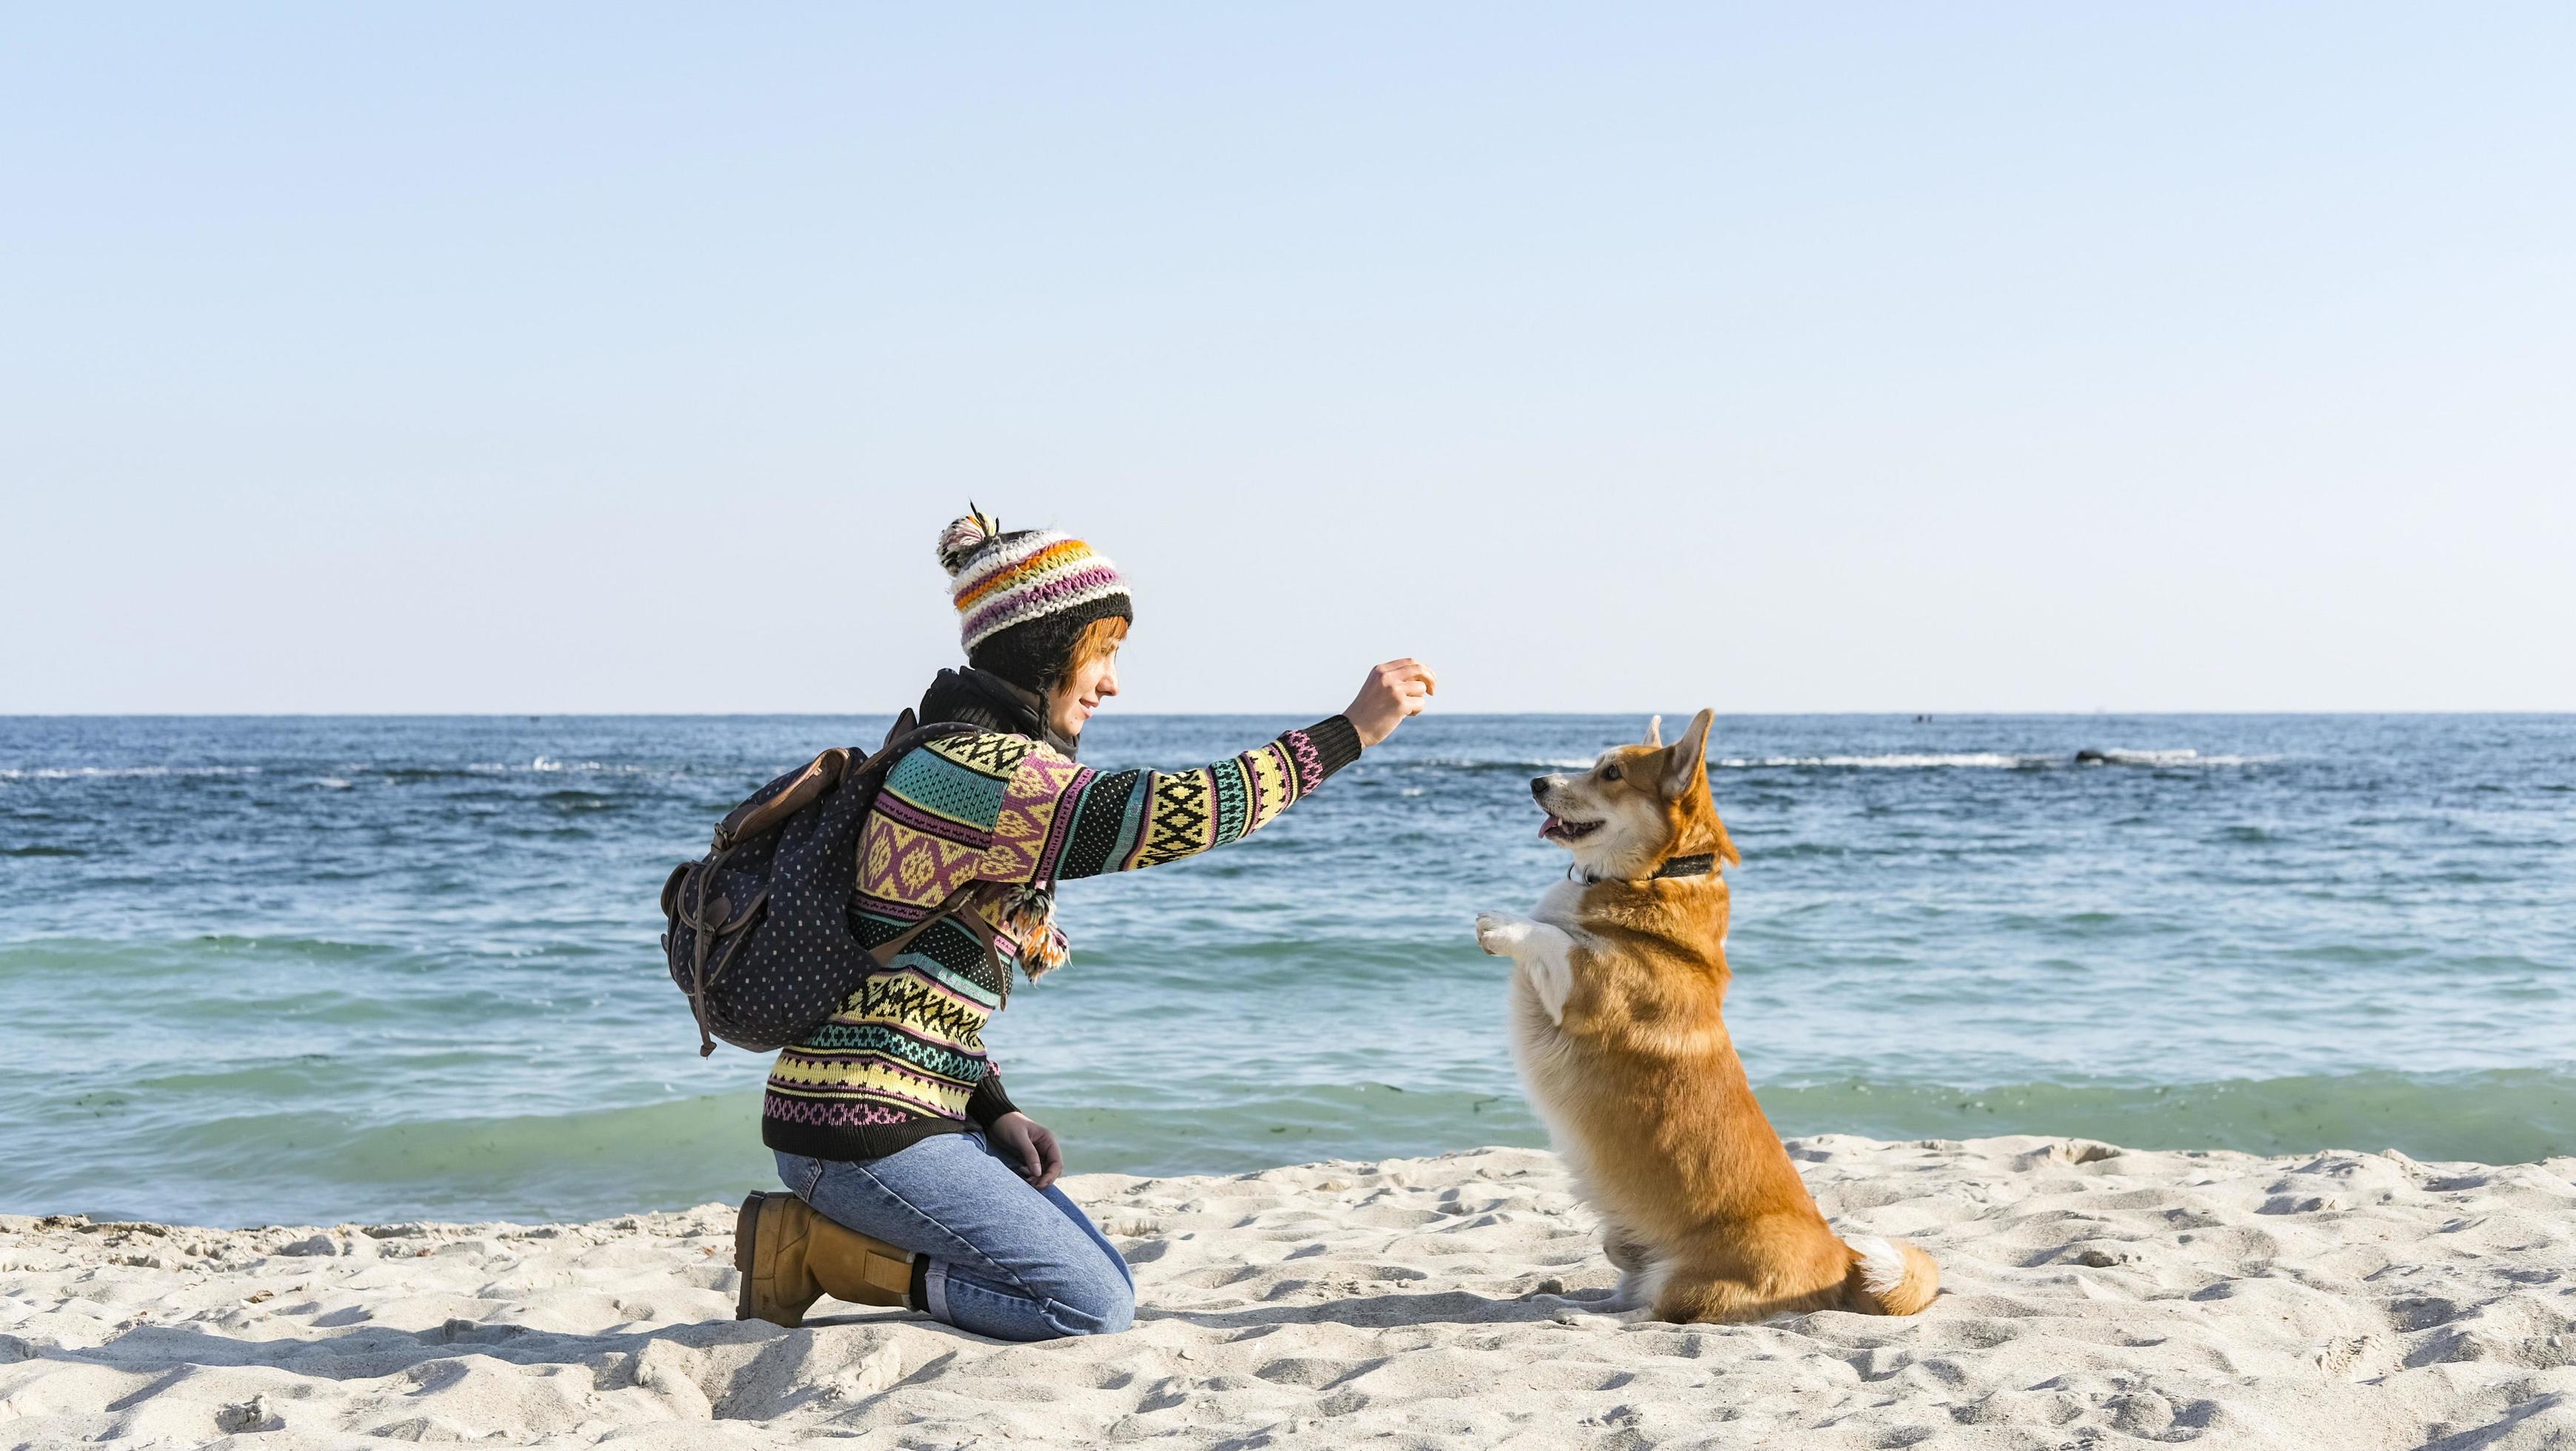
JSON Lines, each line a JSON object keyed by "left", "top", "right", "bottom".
{"left": 884, "top": 892, "right": 1016, "bottom": 991}
{"left": 714, "top": 748, "right": 849, "bottom": 851}
{"left": 709, "top": 708, "right": 945, "bottom": 851}
{"left": 864, "top": 882, "right": 994, "bottom": 968}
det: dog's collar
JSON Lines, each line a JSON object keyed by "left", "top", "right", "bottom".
{"left": 1569, "top": 853, "right": 1720, "bottom": 885}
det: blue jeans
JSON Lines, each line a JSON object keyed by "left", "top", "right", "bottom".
{"left": 775, "top": 1130, "right": 1134, "bottom": 1342}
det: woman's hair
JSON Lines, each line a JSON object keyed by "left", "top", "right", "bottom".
{"left": 1052, "top": 615, "right": 1129, "bottom": 693}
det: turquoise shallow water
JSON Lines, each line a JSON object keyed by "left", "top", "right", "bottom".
{"left": 2, "top": 714, "right": 2571, "bottom": 1227}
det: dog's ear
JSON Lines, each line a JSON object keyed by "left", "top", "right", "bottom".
{"left": 1665, "top": 708, "right": 1738, "bottom": 865}
{"left": 1644, "top": 714, "right": 1662, "bottom": 747}
{"left": 1662, "top": 708, "right": 1715, "bottom": 799}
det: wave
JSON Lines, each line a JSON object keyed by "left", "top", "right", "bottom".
{"left": 0, "top": 934, "right": 418, "bottom": 978}
{"left": 2084, "top": 748, "right": 2268, "bottom": 767}
{"left": 368, "top": 764, "right": 661, "bottom": 783}
{"left": 1720, "top": 752, "right": 2043, "bottom": 770}
{"left": 0, "top": 764, "right": 264, "bottom": 780}
{"left": 1, "top": 760, "right": 677, "bottom": 784}
{"left": 1753, "top": 1068, "right": 2576, "bottom": 1166}
{"left": 419, "top": 759, "right": 674, "bottom": 780}
{"left": 3, "top": 1092, "right": 780, "bottom": 1228}
{"left": 1388, "top": 750, "right": 2268, "bottom": 774}
{"left": 1402, "top": 757, "right": 1603, "bottom": 771}
{"left": 1723, "top": 749, "right": 2267, "bottom": 769}
{"left": 18, "top": 1068, "right": 2571, "bottom": 1227}
{"left": 1054, "top": 1069, "right": 2576, "bottom": 1179}
{"left": 7, "top": 751, "right": 2263, "bottom": 785}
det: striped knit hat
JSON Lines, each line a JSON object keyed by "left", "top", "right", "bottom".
{"left": 935, "top": 508, "right": 1134, "bottom": 690}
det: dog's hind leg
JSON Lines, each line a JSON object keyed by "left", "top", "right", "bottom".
{"left": 1647, "top": 1267, "right": 1777, "bottom": 1325}
{"left": 1602, "top": 1227, "right": 1661, "bottom": 1311}
{"left": 1603, "top": 1226, "right": 1652, "bottom": 1274}
{"left": 1651, "top": 1246, "right": 1856, "bottom": 1324}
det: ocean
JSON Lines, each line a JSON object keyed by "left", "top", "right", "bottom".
{"left": 2, "top": 714, "right": 2570, "bottom": 1228}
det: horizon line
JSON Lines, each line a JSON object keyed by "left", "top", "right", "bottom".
{"left": 5, "top": 709, "right": 2572, "bottom": 721}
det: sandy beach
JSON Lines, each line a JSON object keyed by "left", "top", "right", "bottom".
{"left": 3, "top": 1136, "right": 2571, "bottom": 1448}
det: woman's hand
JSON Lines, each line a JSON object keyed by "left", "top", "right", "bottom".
{"left": 990, "top": 1111, "right": 1064, "bottom": 1190}
{"left": 1345, "top": 658, "right": 1438, "bottom": 748}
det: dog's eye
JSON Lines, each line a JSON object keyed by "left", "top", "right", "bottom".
{"left": 1600, "top": 765, "right": 1622, "bottom": 782}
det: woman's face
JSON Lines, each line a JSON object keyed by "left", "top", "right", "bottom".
{"left": 1047, "top": 646, "right": 1121, "bottom": 741}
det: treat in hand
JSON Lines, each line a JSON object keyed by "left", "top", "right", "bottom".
{"left": 1347, "top": 658, "right": 1438, "bottom": 747}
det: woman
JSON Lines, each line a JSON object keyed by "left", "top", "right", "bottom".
{"left": 736, "top": 510, "right": 1436, "bottom": 1341}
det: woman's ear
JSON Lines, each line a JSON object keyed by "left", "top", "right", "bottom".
{"left": 1662, "top": 708, "right": 1716, "bottom": 798}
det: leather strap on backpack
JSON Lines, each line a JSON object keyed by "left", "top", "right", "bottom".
{"left": 714, "top": 749, "right": 849, "bottom": 851}
{"left": 862, "top": 882, "right": 1003, "bottom": 971}
{"left": 710, "top": 708, "right": 932, "bottom": 851}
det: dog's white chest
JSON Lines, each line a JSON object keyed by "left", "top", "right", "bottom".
{"left": 1498, "top": 883, "right": 1591, "bottom": 1156}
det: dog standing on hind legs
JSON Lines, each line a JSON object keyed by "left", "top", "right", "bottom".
{"left": 1475, "top": 708, "right": 1938, "bottom": 1324}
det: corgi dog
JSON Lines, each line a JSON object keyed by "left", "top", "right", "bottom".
{"left": 1474, "top": 709, "right": 1938, "bottom": 1324}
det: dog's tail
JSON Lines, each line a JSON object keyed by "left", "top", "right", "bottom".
{"left": 1839, "top": 1233, "right": 1939, "bottom": 1316}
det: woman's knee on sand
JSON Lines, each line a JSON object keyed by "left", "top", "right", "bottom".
{"left": 935, "top": 1242, "right": 1134, "bottom": 1338}
{"left": 777, "top": 1138, "right": 1135, "bottom": 1341}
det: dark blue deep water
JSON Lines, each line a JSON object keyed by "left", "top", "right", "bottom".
{"left": 2, "top": 714, "right": 2570, "bottom": 1227}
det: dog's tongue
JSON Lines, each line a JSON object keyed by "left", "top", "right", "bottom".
{"left": 1539, "top": 815, "right": 1562, "bottom": 840}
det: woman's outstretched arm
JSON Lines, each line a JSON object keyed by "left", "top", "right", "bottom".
{"left": 978, "top": 658, "right": 1436, "bottom": 883}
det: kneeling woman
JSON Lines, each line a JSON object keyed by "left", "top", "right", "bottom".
{"left": 737, "top": 511, "right": 1436, "bottom": 1341}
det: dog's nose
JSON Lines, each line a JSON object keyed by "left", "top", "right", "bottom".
{"left": 1530, "top": 777, "right": 1550, "bottom": 801}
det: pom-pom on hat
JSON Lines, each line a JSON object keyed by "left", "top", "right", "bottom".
{"left": 935, "top": 506, "right": 1134, "bottom": 690}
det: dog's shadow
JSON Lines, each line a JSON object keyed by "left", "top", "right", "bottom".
{"left": 1137, "top": 1286, "right": 1625, "bottom": 1332}
{"left": 29, "top": 1315, "right": 889, "bottom": 1424}
{"left": 26, "top": 1286, "right": 1629, "bottom": 1423}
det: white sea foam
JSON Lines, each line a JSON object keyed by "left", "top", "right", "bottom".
{"left": 1412, "top": 757, "right": 1602, "bottom": 770}
{"left": 1, "top": 760, "right": 664, "bottom": 785}
{"left": 1403, "top": 750, "right": 2266, "bottom": 773}
{"left": 2090, "top": 748, "right": 2266, "bottom": 767}
{"left": 0, "top": 765, "right": 263, "bottom": 780}
{"left": 1718, "top": 753, "right": 2043, "bottom": 770}
{"left": 1715, "top": 749, "right": 2270, "bottom": 770}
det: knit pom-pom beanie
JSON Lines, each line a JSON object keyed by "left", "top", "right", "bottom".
{"left": 934, "top": 507, "right": 1134, "bottom": 691}
{"left": 934, "top": 511, "right": 998, "bottom": 577}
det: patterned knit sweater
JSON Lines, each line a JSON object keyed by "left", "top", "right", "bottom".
{"left": 760, "top": 714, "right": 1363, "bottom": 1162}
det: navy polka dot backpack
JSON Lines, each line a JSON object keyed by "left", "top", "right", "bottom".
{"left": 658, "top": 711, "right": 979, "bottom": 1055}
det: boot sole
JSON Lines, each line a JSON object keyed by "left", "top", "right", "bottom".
{"left": 733, "top": 1191, "right": 768, "bottom": 1321}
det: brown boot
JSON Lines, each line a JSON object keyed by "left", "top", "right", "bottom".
{"left": 734, "top": 1191, "right": 917, "bottom": 1327}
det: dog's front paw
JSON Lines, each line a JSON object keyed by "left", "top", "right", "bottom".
{"left": 1476, "top": 912, "right": 1533, "bottom": 956}
{"left": 1553, "top": 1306, "right": 1653, "bottom": 1330}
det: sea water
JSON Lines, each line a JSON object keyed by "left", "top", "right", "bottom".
{"left": 2, "top": 714, "right": 2569, "bottom": 1227}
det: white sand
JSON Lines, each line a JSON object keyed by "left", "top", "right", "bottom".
{"left": 6, "top": 1135, "right": 2575, "bottom": 1449}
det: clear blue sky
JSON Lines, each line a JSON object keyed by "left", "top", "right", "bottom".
{"left": 7, "top": 5, "right": 2570, "bottom": 714}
